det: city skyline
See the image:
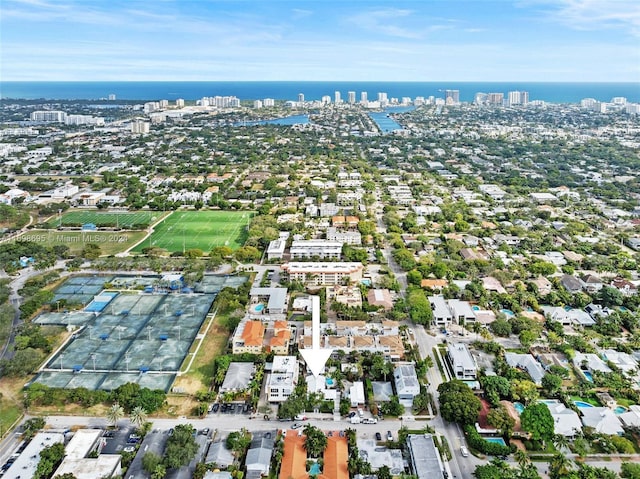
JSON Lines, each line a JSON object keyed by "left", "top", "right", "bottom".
{"left": 1, "top": 0, "right": 639, "bottom": 82}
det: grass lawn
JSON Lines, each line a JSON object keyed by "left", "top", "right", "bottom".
{"left": 131, "top": 210, "right": 252, "bottom": 254}
{"left": 46, "top": 210, "right": 159, "bottom": 228}
{"left": 172, "top": 309, "right": 231, "bottom": 395}
{"left": 0, "top": 400, "right": 22, "bottom": 437}
{"left": 17, "top": 230, "right": 148, "bottom": 255}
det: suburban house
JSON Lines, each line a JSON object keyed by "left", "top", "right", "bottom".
{"left": 560, "top": 275, "right": 584, "bottom": 294}
{"left": 367, "top": 289, "right": 394, "bottom": 310}
{"left": 611, "top": 277, "right": 638, "bottom": 296}
{"left": 393, "top": 364, "right": 420, "bottom": 406}
{"left": 429, "top": 295, "right": 453, "bottom": 326}
{"left": 220, "top": 362, "right": 255, "bottom": 393}
{"left": 245, "top": 431, "right": 276, "bottom": 479}
{"left": 573, "top": 352, "right": 612, "bottom": 374}
{"left": 448, "top": 299, "right": 477, "bottom": 324}
{"left": 504, "top": 353, "right": 546, "bottom": 385}
{"left": 543, "top": 400, "right": 583, "bottom": 437}
{"left": 579, "top": 407, "right": 624, "bottom": 435}
{"left": 447, "top": 343, "right": 477, "bottom": 380}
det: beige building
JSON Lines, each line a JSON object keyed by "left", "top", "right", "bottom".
{"left": 281, "top": 262, "right": 363, "bottom": 285}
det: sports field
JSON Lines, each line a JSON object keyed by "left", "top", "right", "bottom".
{"left": 17, "top": 230, "right": 148, "bottom": 255}
{"left": 47, "top": 210, "right": 159, "bottom": 228}
{"left": 131, "top": 210, "right": 252, "bottom": 253}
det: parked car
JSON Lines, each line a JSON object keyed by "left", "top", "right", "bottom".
{"left": 348, "top": 412, "right": 356, "bottom": 418}
{"left": 212, "top": 403, "right": 220, "bottom": 413}
{"left": 123, "top": 446, "right": 136, "bottom": 453}
{"left": 386, "top": 431, "right": 393, "bottom": 441}
{"left": 201, "top": 428, "right": 210, "bottom": 436}
{"left": 294, "top": 414, "right": 308, "bottom": 420}
{"left": 375, "top": 432, "right": 382, "bottom": 441}
{"left": 292, "top": 423, "right": 303, "bottom": 429}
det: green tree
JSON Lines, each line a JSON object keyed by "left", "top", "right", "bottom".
{"left": 164, "top": 424, "right": 199, "bottom": 469}
{"left": 142, "top": 452, "right": 163, "bottom": 474}
{"left": 81, "top": 243, "right": 101, "bottom": 259}
{"left": 377, "top": 465, "right": 392, "bottom": 479}
{"left": 106, "top": 402, "right": 125, "bottom": 428}
{"left": 303, "top": 424, "right": 328, "bottom": 458}
{"left": 621, "top": 462, "right": 640, "bottom": 479}
{"left": 520, "top": 403, "right": 554, "bottom": 443}
{"left": 406, "top": 287, "right": 433, "bottom": 325}
{"left": 226, "top": 428, "right": 252, "bottom": 457}
{"left": 487, "top": 405, "right": 515, "bottom": 437}
{"left": 510, "top": 379, "right": 539, "bottom": 405}
{"left": 541, "top": 374, "right": 563, "bottom": 397}
{"left": 130, "top": 406, "right": 148, "bottom": 429}
{"left": 480, "top": 376, "right": 511, "bottom": 406}
{"left": 34, "top": 442, "right": 66, "bottom": 479}
{"left": 489, "top": 319, "right": 512, "bottom": 337}
{"left": 438, "top": 380, "right": 481, "bottom": 425}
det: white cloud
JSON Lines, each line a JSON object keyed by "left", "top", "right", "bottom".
{"left": 525, "top": 0, "right": 640, "bottom": 37}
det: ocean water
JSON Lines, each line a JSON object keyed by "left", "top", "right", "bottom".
{"left": 1, "top": 81, "right": 639, "bottom": 103}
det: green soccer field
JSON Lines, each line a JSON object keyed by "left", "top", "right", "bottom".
{"left": 47, "top": 210, "right": 158, "bottom": 228}
{"left": 131, "top": 210, "right": 252, "bottom": 253}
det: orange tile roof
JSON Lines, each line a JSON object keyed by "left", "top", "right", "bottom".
{"left": 274, "top": 320, "right": 289, "bottom": 331}
{"left": 270, "top": 330, "right": 291, "bottom": 348}
{"left": 241, "top": 321, "right": 265, "bottom": 347}
{"left": 280, "top": 432, "right": 309, "bottom": 479}
{"left": 320, "top": 434, "right": 348, "bottom": 479}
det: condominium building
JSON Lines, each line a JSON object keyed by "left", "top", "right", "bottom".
{"left": 348, "top": 91, "right": 356, "bottom": 104}
{"left": 232, "top": 320, "right": 265, "bottom": 354}
{"left": 290, "top": 240, "right": 343, "bottom": 260}
{"left": 326, "top": 227, "right": 361, "bottom": 245}
{"left": 445, "top": 90, "right": 460, "bottom": 104}
{"left": 30, "top": 110, "right": 66, "bottom": 122}
{"left": 267, "top": 356, "right": 298, "bottom": 402}
{"left": 281, "top": 262, "right": 363, "bottom": 285}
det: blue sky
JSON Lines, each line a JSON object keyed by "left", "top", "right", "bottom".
{"left": 1, "top": 0, "right": 639, "bottom": 81}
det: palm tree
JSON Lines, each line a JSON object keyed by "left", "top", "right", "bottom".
{"left": 552, "top": 433, "right": 569, "bottom": 452}
{"left": 107, "top": 402, "right": 125, "bottom": 429}
{"left": 130, "top": 406, "right": 148, "bottom": 429}
{"left": 549, "top": 452, "right": 573, "bottom": 479}
{"left": 514, "top": 449, "right": 529, "bottom": 468}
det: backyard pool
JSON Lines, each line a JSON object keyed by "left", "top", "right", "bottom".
{"left": 485, "top": 437, "right": 507, "bottom": 446}
{"left": 514, "top": 402, "right": 525, "bottom": 415}
{"left": 472, "top": 305, "right": 481, "bottom": 311}
{"left": 309, "top": 463, "right": 321, "bottom": 475}
{"left": 253, "top": 303, "right": 265, "bottom": 313}
{"left": 582, "top": 371, "right": 594, "bottom": 382}
{"left": 326, "top": 378, "right": 335, "bottom": 387}
{"left": 614, "top": 406, "right": 628, "bottom": 415}
{"left": 500, "top": 309, "right": 515, "bottom": 317}
{"left": 574, "top": 401, "right": 594, "bottom": 408}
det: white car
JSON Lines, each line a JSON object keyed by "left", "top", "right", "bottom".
{"left": 461, "top": 446, "right": 469, "bottom": 457}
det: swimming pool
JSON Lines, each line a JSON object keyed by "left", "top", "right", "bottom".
{"left": 326, "top": 378, "right": 335, "bottom": 387}
{"left": 485, "top": 437, "right": 507, "bottom": 446}
{"left": 514, "top": 402, "right": 525, "bottom": 415}
{"left": 500, "top": 309, "right": 515, "bottom": 317}
{"left": 582, "top": 371, "right": 594, "bottom": 382}
{"left": 574, "top": 401, "right": 594, "bottom": 408}
{"left": 309, "top": 463, "right": 321, "bottom": 475}
{"left": 614, "top": 406, "right": 628, "bottom": 415}
{"left": 472, "top": 305, "right": 480, "bottom": 311}
{"left": 253, "top": 303, "right": 264, "bottom": 313}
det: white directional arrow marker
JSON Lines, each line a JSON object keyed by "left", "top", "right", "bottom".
{"left": 300, "top": 295, "right": 333, "bottom": 378}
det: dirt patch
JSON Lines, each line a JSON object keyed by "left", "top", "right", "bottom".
{"left": 165, "top": 395, "right": 200, "bottom": 417}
